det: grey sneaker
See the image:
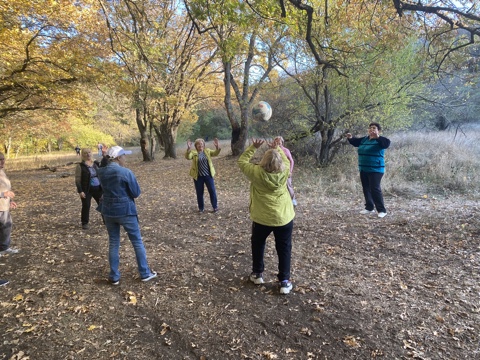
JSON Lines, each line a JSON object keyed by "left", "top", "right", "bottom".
{"left": 249, "top": 272, "right": 264, "bottom": 285}
{"left": 0, "top": 248, "right": 19, "bottom": 255}
{"left": 279, "top": 280, "right": 293, "bottom": 294}
{"left": 141, "top": 272, "right": 157, "bottom": 282}
{"left": 359, "top": 209, "right": 375, "bottom": 215}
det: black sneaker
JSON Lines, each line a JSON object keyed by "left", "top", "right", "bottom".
{"left": 82, "top": 224, "right": 89, "bottom": 230}
{"left": 279, "top": 280, "right": 293, "bottom": 294}
{"left": 249, "top": 272, "right": 264, "bottom": 285}
{"left": 0, "top": 279, "right": 9, "bottom": 286}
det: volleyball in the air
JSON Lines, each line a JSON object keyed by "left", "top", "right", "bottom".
{"left": 252, "top": 101, "right": 272, "bottom": 122}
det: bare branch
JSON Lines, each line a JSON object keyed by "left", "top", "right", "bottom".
{"left": 393, "top": 0, "right": 480, "bottom": 37}
{"left": 285, "top": 0, "right": 345, "bottom": 76}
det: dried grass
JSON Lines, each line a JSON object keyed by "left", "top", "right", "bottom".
{"left": 294, "top": 128, "right": 480, "bottom": 200}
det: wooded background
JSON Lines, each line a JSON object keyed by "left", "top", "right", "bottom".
{"left": 1, "top": 0, "right": 479, "bottom": 164}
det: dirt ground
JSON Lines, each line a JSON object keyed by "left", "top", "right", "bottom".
{"left": 1, "top": 147, "right": 479, "bottom": 360}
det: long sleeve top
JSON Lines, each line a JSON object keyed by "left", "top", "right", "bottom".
{"left": 348, "top": 136, "right": 391, "bottom": 173}
{"left": 0, "top": 170, "right": 11, "bottom": 212}
{"left": 97, "top": 162, "right": 140, "bottom": 217}
{"left": 185, "top": 148, "right": 221, "bottom": 180}
{"left": 238, "top": 145, "right": 295, "bottom": 227}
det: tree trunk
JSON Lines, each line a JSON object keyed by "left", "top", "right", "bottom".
{"left": 149, "top": 122, "right": 155, "bottom": 160}
{"left": 231, "top": 107, "right": 249, "bottom": 155}
{"left": 152, "top": 124, "right": 164, "bottom": 150}
{"left": 315, "top": 81, "right": 334, "bottom": 166}
{"left": 224, "top": 61, "right": 239, "bottom": 155}
{"left": 316, "top": 127, "right": 335, "bottom": 165}
{"left": 231, "top": 127, "right": 246, "bottom": 156}
{"left": 135, "top": 107, "right": 152, "bottom": 161}
{"left": 4, "top": 137, "right": 11, "bottom": 156}
{"left": 224, "top": 61, "right": 250, "bottom": 156}
{"left": 160, "top": 121, "right": 178, "bottom": 159}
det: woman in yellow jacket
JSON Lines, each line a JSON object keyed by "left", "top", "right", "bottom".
{"left": 238, "top": 139, "right": 295, "bottom": 295}
{"left": 185, "top": 138, "right": 221, "bottom": 213}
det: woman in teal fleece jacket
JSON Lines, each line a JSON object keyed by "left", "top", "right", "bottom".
{"left": 346, "top": 122, "right": 391, "bottom": 218}
{"left": 238, "top": 139, "right": 295, "bottom": 295}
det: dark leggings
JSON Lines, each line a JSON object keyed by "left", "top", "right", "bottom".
{"left": 360, "top": 171, "right": 386, "bottom": 213}
{"left": 81, "top": 186, "right": 102, "bottom": 225}
{"left": 251, "top": 220, "right": 293, "bottom": 282}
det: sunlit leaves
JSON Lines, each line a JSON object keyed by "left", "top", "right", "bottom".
{"left": 0, "top": 0, "right": 111, "bottom": 151}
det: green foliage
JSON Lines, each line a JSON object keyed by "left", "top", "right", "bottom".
{"left": 188, "top": 109, "right": 231, "bottom": 140}
{"left": 271, "top": 4, "right": 430, "bottom": 164}
{"left": 65, "top": 123, "right": 115, "bottom": 151}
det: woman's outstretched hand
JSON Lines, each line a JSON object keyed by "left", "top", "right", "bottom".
{"left": 252, "top": 138, "right": 264, "bottom": 149}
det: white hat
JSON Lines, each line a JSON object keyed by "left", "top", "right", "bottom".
{"left": 107, "top": 146, "right": 132, "bottom": 159}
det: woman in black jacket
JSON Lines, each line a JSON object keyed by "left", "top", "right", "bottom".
{"left": 75, "top": 148, "right": 103, "bottom": 229}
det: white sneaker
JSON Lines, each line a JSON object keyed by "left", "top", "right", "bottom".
{"left": 359, "top": 209, "right": 375, "bottom": 215}
{"left": 279, "top": 280, "right": 293, "bottom": 294}
{"left": 378, "top": 212, "right": 387, "bottom": 218}
{"left": 141, "top": 272, "right": 157, "bottom": 282}
{"left": 0, "top": 248, "right": 19, "bottom": 255}
{"left": 249, "top": 272, "right": 264, "bottom": 285}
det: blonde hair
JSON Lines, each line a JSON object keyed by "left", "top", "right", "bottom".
{"left": 80, "top": 148, "right": 92, "bottom": 161}
{"left": 194, "top": 138, "right": 205, "bottom": 149}
{"left": 259, "top": 149, "right": 285, "bottom": 173}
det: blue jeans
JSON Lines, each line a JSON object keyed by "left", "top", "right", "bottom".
{"left": 193, "top": 176, "right": 218, "bottom": 211}
{"left": 251, "top": 220, "right": 293, "bottom": 282}
{"left": 360, "top": 171, "right": 386, "bottom": 213}
{"left": 104, "top": 215, "right": 152, "bottom": 282}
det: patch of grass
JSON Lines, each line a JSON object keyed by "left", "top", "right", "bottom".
{"left": 386, "top": 130, "right": 480, "bottom": 196}
{"left": 5, "top": 152, "right": 82, "bottom": 171}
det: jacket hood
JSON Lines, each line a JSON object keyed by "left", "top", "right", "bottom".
{"left": 259, "top": 169, "right": 289, "bottom": 191}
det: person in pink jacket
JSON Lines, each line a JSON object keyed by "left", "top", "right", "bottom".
{"left": 274, "top": 136, "right": 297, "bottom": 206}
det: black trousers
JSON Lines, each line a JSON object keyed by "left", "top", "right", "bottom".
{"left": 251, "top": 220, "right": 293, "bottom": 282}
{"left": 360, "top": 171, "right": 386, "bottom": 213}
{"left": 81, "top": 186, "right": 102, "bottom": 225}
